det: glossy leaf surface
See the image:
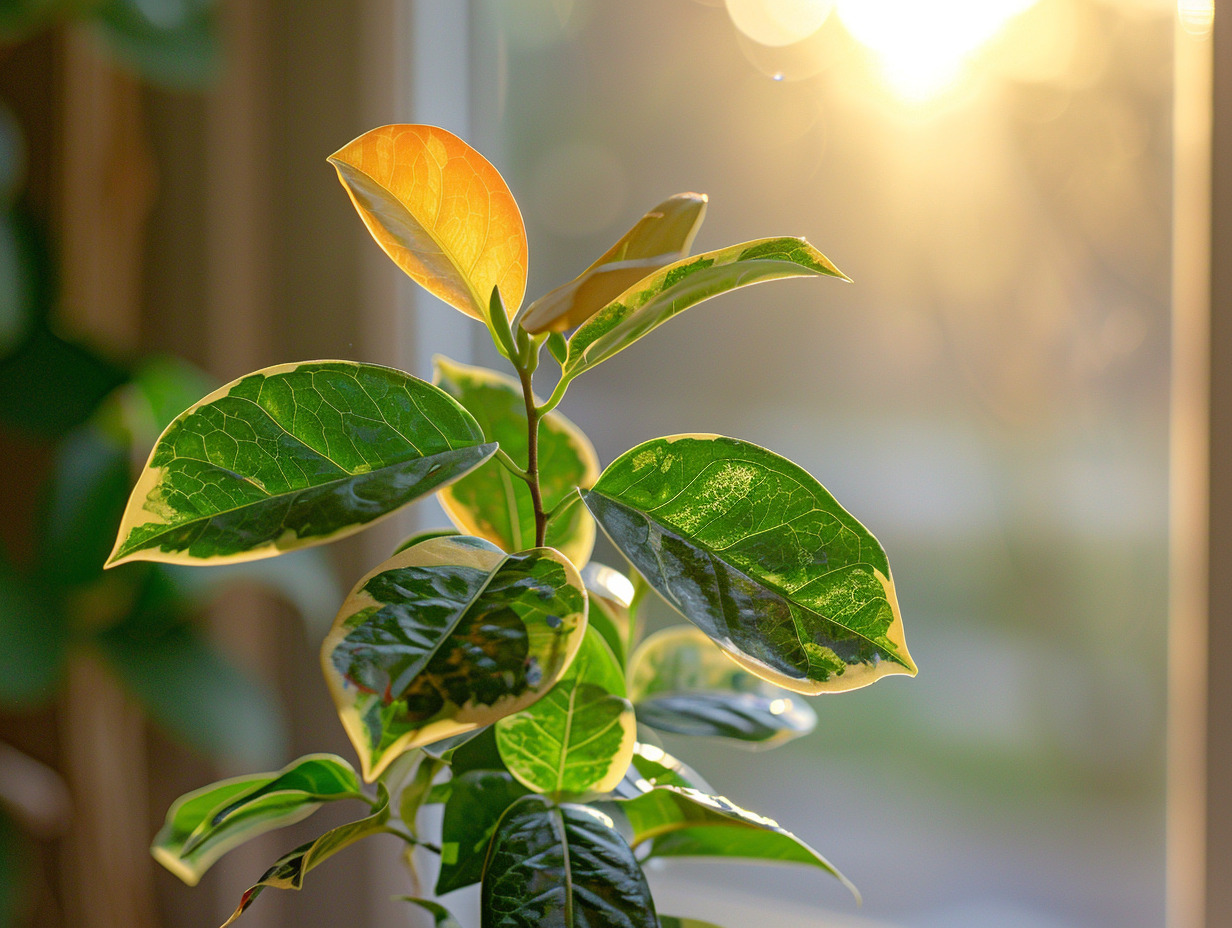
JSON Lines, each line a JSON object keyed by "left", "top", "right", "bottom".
{"left": 618, "top": 786, "right": 855, "bottom": 899}
{"left": 434, "top": 357, "right": 598, "bottom": 565}
{"left": 519, "top": 193, "right": 708, "bottom": 334}
{"left": 630, "top": 627, "right": 816, "bottom": 745}
{"left": 108, "top": 361, "right": 495, "bottom": 567}
{"left": 583, "top": 435, "right": 915, "bottom": 694}
{"left": 435, "top": 770, "right": 527, "bottom": 895}
{"left": 323, "top": 536, "right": 587, "bottom": 780}
{"left": 481, "top": 796, "right": 656, "bottom": 928}
{"left": 562, "top": 238, "right": 846, "bottom": 379}
{"left": 581, "top": 563, "right": 638, "bottom": 669}
{"left": 221, "top": 785, "right": 390, "bottom": 926}
{"left": 495, "top": 627, "right": 635, "bottom": 795}
{"left": 329, "top": 124, "right": 527, "bottom": 320}
{"left": 151, "top": 755, "right": 362, "bottom": 887}
{"left": 614, "top": 743, "right": 714, "bottom": 800}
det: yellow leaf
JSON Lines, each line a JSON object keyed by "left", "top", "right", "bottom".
{"left": 329, "top": 125, "right": 528, "bottom": 320}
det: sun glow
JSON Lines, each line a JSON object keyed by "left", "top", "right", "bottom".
{"left": 835, "top": 0, "right": 1039, "bottom": 100}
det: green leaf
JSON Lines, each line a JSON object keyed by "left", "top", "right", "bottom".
{"left": 91, "top": 0, "right": 222, "bottom": 89}
{"left": 659, "top": 918, "right": 726, "bottom": 928}
{"left": 618, "top": 786, "right": 856, "bottom": 900}
{"left": 481, "top": 795, "right": 656, "bottom": 928}
{"left": 393, "top": 528, "right": 461, "bottom": 556}
{"left": 435, "top": 770, "right": 528, "bottom": 895}
{"left": 562, "top": 237, "right": 847, "bottom": 379}
{"left": 398, "top": 899, "right": 464, "bottom": 928}
{"left": 107, "top": 361, "right": 496, "bottom": 567}
{"left": 496, "top": 626, "right": 635, "bottom": 795}
{"left": 581, "top": 562, "right": 638, "bottom": 669}
{"left": 546, "top": 331, "right": 568, "bottom": 365}
{"left": 518, "top": 192, "right": 709, "bottom": 334}
{"left": 220, "top": 784, "right": 391, "bottom": 926}
{"left": 0, "top": 809, "right": 32, "bottom": 928}
{"left": 96, "top": 611, "right": 287, "bottom": 768}
{"left": 630, "top": 627, "right": 816, "bottom": 746}
{"left": 323, "top": 535, "right": 588, "bottom": 780}
{"left": 392, "top": 752, "right": 443, "bottom": 836}
{"left": 0, "top": 211, "right": 37, "bottom": 358}
{"left": 150, "top": 754, "right": 363, "bottom": 887}
{"left": 614, "top": 743, "right": 714, "bottom": 800}
{"left": 582, "top": 435, "right": 915, "bottom": 694}
{"left": 434, "top": 356, "right": 599, "bottom": 566}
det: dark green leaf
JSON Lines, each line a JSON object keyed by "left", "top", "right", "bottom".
{"left": 659, "top": 918, "right": 726, "bottom": 928}
{"left": 150, "top": 755, "right": 364, "bottom": 887}
{"left": 323, "top": 535, "right": 587, "bottom": 780}
{"left": 423, "top": 725, "right": 496, "bottom": 767}
{"left": 435, "top": 770, "right": 527, "bottom": 895}
{"left": 0, "top": 809, "right": 32, "bottom": 928}
{"left": 583, "top": 435, "right": 915, "bottom": 694}
{"left": 562, "top": 238, "right": 846, "bottom": 379}
{"left": 496, "top": 626, "right": 635, "bottom": 795}
{"left": 108, "top": 361, "right": 496, "bottom": 567}
{"left": 481, "top": 795, "right": 656, "bottom": 928}
{"left": 220, "top": 784, "right": 391, "bottom": 926}
{"left": 519, "top": 193, "right": 709, "bottom": 334}
{"left": 91, "top": 0, "right": 222, "bottom": 89}
{"left": 434, "top": 356, "right": 598, "bottom": 565}
{"left": 618, "top": 786, "right": 856, "bottom": 900}
{"left": 630, "top": 627, "right": 816, "bottom": 746}
{"left": 0, "top": 211, "right": 36, "bottom": 358}
{"left": 581, "top": 562, "right": 638, "bottom": 669}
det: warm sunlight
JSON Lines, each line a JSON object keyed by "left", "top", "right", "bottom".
{"left": 834, "top": 0, "right": 1040, "bottom": 100}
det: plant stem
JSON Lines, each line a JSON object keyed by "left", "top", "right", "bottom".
{"left": 494, "top": 448, "right": 532, "bottom": 483}
{"left": 518, "top": 366, "right": 548, "bottom": 547}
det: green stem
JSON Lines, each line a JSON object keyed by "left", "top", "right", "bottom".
{"left": 518, "top": 366, "right": 548, "bottom": 547}
{"left": 537, "top": 374, "right": 571, "bottom": 416}
{"left": 494, "top": 448, "right": 532, "bottom": 483}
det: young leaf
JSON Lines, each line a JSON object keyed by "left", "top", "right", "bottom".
{"left": 581, "top": 562, "right": 639, "bottom": 669}
{"left": 220, "top": 784, "right": 391, "bottom": 926}
{"left": 583, "top": 435, "right": 915, "bottom": 695}
{"left": 435, "top": 770, "right": 528, "bottom": 895}
{"left": 617, "top": 786, "right": 856, "bottom": 900}
{"left": 629, "top": 626, "right": 817, "bottom": 746}
{"left": 322, "top": 535, "right": 588, "bottom": 780}
{"left": 518, "top": 192, "right": 708, "bottom": 334}
{"left": 481, "top": 796, "right": 657, "bottom": 928}
{"left": 562, "top": 237, "right": 847, "bottom": 380}
{"left": 107, "top": 361, "right": 496, "bottom": 567}
{"left": 659, "top": 919, "right": 726, "bottom": 928}
{"left": 329, "top": 124, "right": 528, "bottom": 321}
{"left": 434, "top": 356, "right": 599, "bottom": 566}
{"left": 151, "top": 754, "right": 363, "bottom": 887}
{"left": 495, "top": 626, "right": 636, "bottom": 795}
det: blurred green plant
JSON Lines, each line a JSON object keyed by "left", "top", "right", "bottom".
{"left": 125, "top": 124, "right": 918, "bottom": 927}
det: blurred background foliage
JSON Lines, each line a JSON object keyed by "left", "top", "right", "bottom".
{"left": 0, "top": 3, "right": 338, "bottom": 925}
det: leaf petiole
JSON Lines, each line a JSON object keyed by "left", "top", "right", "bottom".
{"left": 493, "top": 448, "right": 532, "bottom": 483}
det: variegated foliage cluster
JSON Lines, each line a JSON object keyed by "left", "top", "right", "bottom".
{"left": 116, "top": 124, "right": 916, "bottom": 928}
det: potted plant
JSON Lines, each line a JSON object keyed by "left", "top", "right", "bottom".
{"left": 112, "top": 123, "right": 917, "bottom": 927}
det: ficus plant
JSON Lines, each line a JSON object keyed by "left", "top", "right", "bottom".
{"left": 114, "top": 124, "right": 917, "bottom": 928}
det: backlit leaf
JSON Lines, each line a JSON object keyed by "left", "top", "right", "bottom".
{"left": 613, "top": 743, "right": 714, "bottom": 800}
{"left": 562, "top": 237, "right": 846, "bottom": 379}
{"left": 630, "top": 627, "right": 816, "bottom": 746}
{"left": 583, "top": 435, "right": 914, "bottom": 694}
{"left": 581, "top": 562, "right": 638, "bottom": 669}
{"left": 151, "top": 754, "right": 364, "bottom": 887}
{"left": 435, "top": 770, "right": 527, "bottom": 895}
{"left": 322, "top": 535, "right": 587, "bottom": 780}
{"left": 519, "top": 193, "right": 708, "bottom": 334}
{"left": 618, "top": 786, "right": 856, "bottom": 899}
{"left": 329, "top": 125, "right": 527, "bottom": 321}
{"left": 398, "top": 899, "right": 464, "bottom": 928}
{"left": 659, "top": 919, "right": 726, "bottom": 928}
{"left": 434, "top": 356, "right": 598, "bottom": 565}
{"left": 107, "top": 361, "right": 495, "bottom": 567}
{"left": 495, "top": 626, "right": 635, "bottom": 795}
{"left": 481, "top": 796, "right": 656, "bottom": 928}
{"left": 220, "top": 784, "right": 391, "bottom": 926}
